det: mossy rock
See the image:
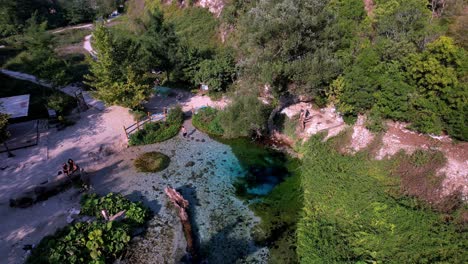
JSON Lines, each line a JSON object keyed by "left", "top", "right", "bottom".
{"left": 134, "top": 152, "right": 170, "bottom": 173}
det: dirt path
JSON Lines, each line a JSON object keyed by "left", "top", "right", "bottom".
{"left": 51, "top": 23, "right": 93, "bottom": 34}
{"left": 363, "top": 0, "right": 375, "bottom": 17}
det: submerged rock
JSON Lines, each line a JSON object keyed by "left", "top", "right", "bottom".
{"left": 185, "top": 161, "right": 195, "bottom": 167}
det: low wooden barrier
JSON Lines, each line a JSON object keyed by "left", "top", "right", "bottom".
{"left": 123, "top": 109, "right": 169, "bottom": 139}
{"left": 9, "top": 169, "right": 89, "bottom": 208}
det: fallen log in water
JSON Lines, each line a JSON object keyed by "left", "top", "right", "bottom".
{"left": 165, "top": 187, "right": 197, "bottom": 261}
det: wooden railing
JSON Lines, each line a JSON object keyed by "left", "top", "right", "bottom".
{"left": 123, "top": 109, "right": 168, "bottom": 139}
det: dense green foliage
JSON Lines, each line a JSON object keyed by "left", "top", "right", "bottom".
{"left": 4, "top": 15, "right": 69, "bottom": 86}
{"left": 85, "top": 23, "right": 151, "bottom": 108}
{"left": 297, "top": 135, "right": 467, "bottom": 263}
{"left": 80, "top": 193, "right": 149, "bottom": 225}
{"left": 148, "top": 2, "right": 220, "bottom": 53}
{"left": 194, "top": 50, "right": 236, "bottom": 92}
{"left": 142, "top": 2, "right": 236, "bottom": 89}
{"left": 129, "top": 106, "right": 184, "bottom": 145}
{"left": 231, "top": 0, "right": 467, "bottom": 140}
{"left": 192, "top": 107, "right": 224, "bottom": 136}
{"left": 0, "top": 0, "right": 122, "bottom": 38}
{"left": 219, "top": 94, "right": 270, "bottom": 138}
{"left": 236, "top": 0, "right": 365, "bottom": 96}
{"left": 193, "top": 96, "right": 270, "bottom": 139}
{"left": 27, "top": 193, "right": 149, "bottom": 264}
{"left": 134, "top": 151, "right": 170, "bottom": 173}
{"left": 405, "top": 36, "right": 467, "bottom": 138}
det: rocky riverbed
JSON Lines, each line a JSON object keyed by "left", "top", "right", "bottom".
{"left": 90, "top": 120, "right": 269, "bottom": 263}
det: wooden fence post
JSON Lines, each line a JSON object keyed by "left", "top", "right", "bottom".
{"left": 123, "top": 126, "right": 128, "bottom": 139}
{"left": 137, "top": 120, "right": 140, "bottom": 131}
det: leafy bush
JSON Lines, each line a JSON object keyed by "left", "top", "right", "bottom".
{"left": 129, "top": 109, "right": 148, "bottom": 121}
{"left": 129, "top": 106, "right": 184, "bottom": 145}
{"left": 47, "top": 93, "right": 74, "bottom": 114}
{"left": 27, "top": 221, "right": 131, "bottom": 264}
{"left": 192, "top": 107, "right": 224, "bottom": 136}
{"left": 27, "top": 193, "right": 149, "bottom": 264}
{"left": 218, "top": 94, "right": 270, "bottom": 138}
{"left": 276, "top": 113, "right": 299, "bottom": 139}
{"left": 365, "top": 108, "right": 387, "bottom": 133}
{"left": 80, "top": 193, "right": 149, "bottom": 226}
{"left": 134, "top": 152, "right": 170, "bottom": 173}
{"left": 194, "top": 50, "right": 236, "bottom": 92}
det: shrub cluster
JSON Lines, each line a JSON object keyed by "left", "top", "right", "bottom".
{"left": 129, "top": 106, "right": 184, "bottom": 145}
{"left": 27, "top": 193, "right": 149, "bottom": 264}
{"left": 192, "top": 107, "right": 224, "bottom": 136}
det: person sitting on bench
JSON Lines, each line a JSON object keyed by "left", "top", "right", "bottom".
{"left": 68, "top": 159, "right": 78, "bottom": 173}
{"left": 62, "top": 163, "right": 69, "bottom": 176}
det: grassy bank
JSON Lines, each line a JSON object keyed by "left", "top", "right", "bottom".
{"left": 297, "top": 135, "right": 467, "bottom": 263}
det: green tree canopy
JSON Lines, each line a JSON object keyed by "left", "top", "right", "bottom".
{"left": 85, "top": 24, "right": 151, "bottom": 109}
{"left": 194, "top": 50, "right": 236, "bottom": 92}
{"left": 405, "top": 36, "right": 467, "bottom": 138}
{"left": 139, "top": 10, "right": 179, "bottom": 79}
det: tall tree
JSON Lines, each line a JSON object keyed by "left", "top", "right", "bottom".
{"left": 85, "top": 24, "right": 150, "bottom": 108}
{"left": 194, "top": 50, "right": 236, "bottom": 92}
{"left": 139, "top": 10, "right": 179, "bottom": 81}
{"left": 238, "top": 0, "right": 365, "bottom": 97}
{"left": 59, "top": 0, "right": 96, "bottom": 24}
{"left": 405, "top": 36, "right": 467, "bottom": 138}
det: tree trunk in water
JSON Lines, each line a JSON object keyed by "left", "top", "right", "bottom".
{"left": 165, "top": 187, "right": 197, "bottom": 261}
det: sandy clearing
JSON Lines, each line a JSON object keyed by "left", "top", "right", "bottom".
{"left": 280, "top": 103, "right": 347, "bottom": 140}
{"left": 0, "top": 105, "right": 134, "bottom": 203}
{"left": 0, "top": 189, "right": 82, "bottom": 264}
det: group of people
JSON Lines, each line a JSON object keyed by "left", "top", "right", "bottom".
{"left": 62, "top": 159, "right": 78, "bottom": 176}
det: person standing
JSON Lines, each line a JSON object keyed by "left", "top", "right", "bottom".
{"left": 181, "top": 126, "right": 187, "bottom": 138}
{"left": 299, "top": 109, "right": 305, "bottom": 130}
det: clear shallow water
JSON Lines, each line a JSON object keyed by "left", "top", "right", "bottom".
{"left": 92, "top": 127, "right": 294, "bottom": 263}
{"left": 216, "top": 137, "right": 294, "bottom": 199}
